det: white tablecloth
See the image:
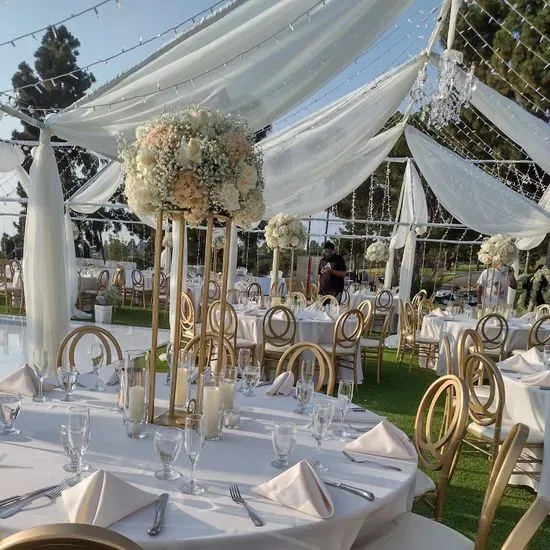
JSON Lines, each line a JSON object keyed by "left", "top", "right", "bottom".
{"left": 0, "top": 378, "right": 415, "bottom": 549}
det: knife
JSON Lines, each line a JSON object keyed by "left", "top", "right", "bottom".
{"left": 147, "top": 493, "right": 169, "bottom": 536}
{"left": 322, "top": 479, "right": 375, "bottom": 501}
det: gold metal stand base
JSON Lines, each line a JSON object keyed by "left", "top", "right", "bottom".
{"left": 152, "top": 410, "right": 190, "bottom": 427}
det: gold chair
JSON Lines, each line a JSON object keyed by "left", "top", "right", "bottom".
{"left": 57, "top": 325, "right": 123, "bottom": 369}
{"left": 372, "top": 289, "right": 393, "bottom": 332}
{"left": 288, "top": 291, "right": 307, "bottom": 307}
{"left": 275, "top": 342, "right": 335, "bottom": 395}
{"left": 130, "top": 269, "right": 147, "bottom": 308}
{"left": 535, "top": 303, "right": 550, "bottom": 320}
{"left": 319, "top": 293, "right": 339, "bottom": 310}
{"left": 246, "top": 282, "right": 263, "bottom": 299}
{"left": 352, "top": 424, "right": 530, "bottom": 550}
{"left": 320, "top": 309, "right": 364, "bottom": 386}
{"left": 357, "top": 299, "right": 374, "bottom": 335}
{"left": 111, "top": 266, "right": 127, "bottom": 308}
{"left": 259, "top": 305, "right": 297, "bottom": 376}
{"left": 207, "top": 300, "right": 256, "bottom": 359}
{"left": 457, "top": 328, "right": 484, "bottom": 378}
{"left": 526, "top": 314, "right": 550, "bottom": 350}
{"left": 360, "top": 304, "right": 392, "bottom": 384}
{"left": 340, "top": 288, "right": 350, "bottom": 308}
{"left": 226, "top": 288, "right": 240, "bottom": 304}
{"left": 441, "top": 336, "right": 452, "bottom": 375}
{"left": 180, "top": 290, "right": 197, "bottom": 345}
{"left": 5, "top": 261, "right": 24, "bottom": 313}
{"left": 208, "top": 280, "right": 221, "bottom": 304}
{"left": 183, "top": 332, "right": 236, "bottom": 371}
{"left": 154, "top": 271, "right": 169, "bottom": 312}
{"left": 475, "top": 313, "right": 508, "bottom": 361}
{"left": 413, "top": 374, "right": 469, "bottom": 522}
{"left": 501, "top": 495, "right": 550, "bottom": 550}
{"left": 0, "top": 523, "right": 143, "bottom": 549}
{"left": 411, "top": 289, "right": 428, "bottom": 310}
{"left": 309, "top": 282, "right": 319, "bottom": 302}
{"left": 416, "top": 297, "right": 435, "bottom": 328}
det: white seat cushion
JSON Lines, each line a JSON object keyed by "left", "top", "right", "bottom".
{"left": 467, "top": 419, "right": 545, "bottom": 445}
{"left": 264, "top": 343, "right": 291, "bottom": 354}
{"left": 236, "top": 339, "right": 255, "bottom": 349}
{"left": 353, "top": 512, "right": 472, "bottom": 550}
{"left": 414, "top": 469, "right": 436, "bottom": 498}
{"left": 360, "top": 338, "right": 380, "bottom": 348}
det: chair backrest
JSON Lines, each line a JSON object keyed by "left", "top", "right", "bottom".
{"left": 97, "top": 269, "right": 110, "bottom": 291}
{"left": 275, "top": 342, "right": 335, "bottom": 394}
{"left": 131, "top": 269, "right": 144, "bottom": 289}
{"left": 226, "top": 288, "right": 240, "bottom": 304}
{"left": 309, "top": 283, "right": 319, "bottom": 301}
{"left": 475, "top": 313, "right": 508, "bottom": 354}
{"left": 207, "top": 300, "right": 238, "bottom": 343}
{"left": 208, "top": 280, "right": 221, "bottom": 301}
{"left": 0, "top": 523, "right": 143, "bottom": 550}
{"left": 112, "top": 267, "right": 125, "bottom": 290}
{"left": 158, "top": 271, "right": 167, "bottom": 291}
{"left": 374, "top": 289, "right": 393, "bottom": 313}
{"left": 262, "top": 305, "right": 297, "bottom": 348}
{"left": 340, "top": 288, "right": 350, "bottom": 308}
{"left": 457, "top": 328, "right": 484, "bottom": 378}
{"left": 246, "top": 282, "right": 262, "bottom": 298}
{"left": 378, "top": 305, "right": 395, "bottom": 343}
{"left": 414, "top": 374, "right": 469, "bottom": 521}
{"left": 473, "top": 424, "right": 530, "bottom": 550}
{"left": 331, "top": 309, "right": 364, "bottom": 353}
{"left": 357, "top": 299, "right": 374, "bottom": 335}
{"left": 411, "top": 289, "right": 428, "bottom": 309}
{"left": 416, "top": 298, "right": 435, "bottom": 327}
{"left": 288, "top": 292, "right": 307, "bottom": 307}
{"left": 527, "top": 315, "right": 550, "bottom": 350}
{"left": 183, "top": 332, "right": 236, "bottom": 371}
{"left": 57, "top": 326, "right": 123, "bottom": 369}
{"left": 180, "top": 291, "right": 196, "bottom": 338}
{"left": 501, "top": 495, "right": 550, "bottom": 550}
{"left": 320, "top": 294, "right": 339, "bottom": 309}
{"left": 403, "top": 301, "right": 418, "bottom": 336}
{"left": 535, "top": 304, "right": 550, "bottom": 320}
{"left": 442, "top": 335, "right": 453, "bottom": 375}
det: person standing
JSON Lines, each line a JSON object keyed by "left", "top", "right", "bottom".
{"left": 317, "top": 241, "right": 346, "bottom": 302}
{"left": 476, "top": 263, "right": 517, "bottom": 307}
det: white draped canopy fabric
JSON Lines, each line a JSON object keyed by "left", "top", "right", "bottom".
{"left": 405, "top": 125, "right": 550, "bottom": 238}
{"left": 516, "top": 185, "right": 550, "bottom": 251}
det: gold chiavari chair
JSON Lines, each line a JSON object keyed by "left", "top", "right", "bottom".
{"left": 372, "top": 289, "right": 394, "bottom": 332}
{"left": 183, "top": 332, "right": 236, "bottom": 372}
{"left": 246, "top": 282, "right": 263, "bottom": 299}
{"left": 357, "top": 299, "right": 375, "bottom": 335}
{"left": 413, "top": 375, "right": 469, "bottom": 523}
{"left": 360, "top": 304, "right": 392, "bottom": 384}
{"left": 319, "top": 293, "right": 339, "bottom": 310}
{"left": 259, "top": 305, "right": 297, "bottom": 376}
{"left": 208, "top": 280, "right": 221, "bottom": 304}
{"left": 535, "top": 303, "right": 550, "bottom": 320}
{"left": 207, "top": 300, "right": 256, "bottom": 360}
{"left": 129, "top": 269, "right": 146, "bottom": 308}
{"left": 457, "top": 328, "right": 484, "bottom": 378}
{"left": 526, "top": 314, "right": 550, "bottom": 350}
{"left": 180, "top": 290, "right": 198, "bottom": 345}
{"left": 111, "top": 267, "right": 126, "bottom": 310}
{"left": 57, "top": 325, "right": 123, "bottom": 369}
{"left": 400, "top": 301, "right": 439, "bottom": 372}
{"left": 411, "top": 289, "right": 428, "bottom": 309}
{"left": 501, "top": 495, "right": 550, "bottom": 550}
{"left": 320, "top": 309, "right": 364, "bottom": 386}
{"left": 309, "top": 282, "right": 319, "bottom": 302}
{"left": 5, "top": 261, "right": 24, "bottom": 313}
{"left": 340, "top": 288, "right": 350, "bottom": 308}
{"left": 416, "top": 297, "right": 435, "bottom": 328}
{"left": 475, "top": 313, "right": 509, "bottom": 361}
{"left": 288, "top": 291, "right": 307, "bottom": 307}
{"left": 81, "top": 269, "right": 110, "bottom": 308}
{"left": 158, "top": 271, "right": 169, "bottom": 312}
{"left": 353, "top": 423, "right": 530, "bottom": 550}
{"left": 0, "top": 523, "right": 144, "bottom": 550}
{"left": 275, "top": 342, "right": 335, "bottom": 395}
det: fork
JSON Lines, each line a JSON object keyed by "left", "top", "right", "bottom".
{"left": 343, "top": 450, "right": 402, "bottom": 472}
{"left": 229, "top": 484, "right": 264, "bottom": 527}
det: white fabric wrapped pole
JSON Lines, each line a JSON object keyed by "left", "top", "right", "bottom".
{"left": 446, "top": 0, "right": 462, "bottom": 48}
{"left": 398, "top": 231, "right": 417, "bottom": 303}
{"left": 271, "top": 247, "right": 280, "bottom": 296}
{"left": 227, "top": 225, "right": 238, "bottom": 291}
{"left": 383, "top": 246, "right": 396, "bottom": 290}
{"left": 24, "top": 129, "right": 69, "bottom": 375}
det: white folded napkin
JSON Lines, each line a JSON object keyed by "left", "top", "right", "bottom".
{"left": 521, "top": 370, "right": 550, "bottom": 388}
{"left": 253, "top": 460, "right": 334, "bottom": 519}
{"left": 498, "top": 348, "right": 544, "bottom": 374}
{"left": 265, "top": 371, "right": 294, "bottom": 396}
{"left": 431, "top": 308, "right": 450, "bottom": 317}
{"left": 62, "top": 469, "right": 157, "bottom": 528}
{"left": 0, "top": 364, "right": 54, "bottom": 397}
{"left": 99, "top": 360, "right": 123, "bottom": 386}
{"left": 344, "top": 419, "right": 417, "bottom": 460}
{"left": 519, "top": 312, "right": 536, "bottom": 324}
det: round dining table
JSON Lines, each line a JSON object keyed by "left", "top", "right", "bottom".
{"left": 0, "top": 376, "right": 416, "bottom": 549}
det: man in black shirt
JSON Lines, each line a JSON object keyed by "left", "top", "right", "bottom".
{"left": 317, "top": 241, "right": 346, "bottom": 302}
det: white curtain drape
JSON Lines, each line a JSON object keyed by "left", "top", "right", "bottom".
{"left": 398, "top": 232, "right": 417, "bottom": 303}
{"left": 406, "top": 125, "right": 550, "bottom": 238}
{"left": 516, "top": 185, "right": 550, "bottom": 251}
{"left": 261, "top": 57, "right": 424, "bottom": 217}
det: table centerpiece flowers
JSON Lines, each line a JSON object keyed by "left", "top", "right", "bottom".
{"left": 477, "top": 234, "right": 517, "bottom": 267}
{"left": 365, "top": 241, "right": 389, "bottom": 263}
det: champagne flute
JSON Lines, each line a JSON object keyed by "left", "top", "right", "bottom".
{"left": 271, "top": 422, "right": 297, "bottom": 469}
{"left": 242, "top": 364, "right": 261, "bottom": 396}
{"left": 311, "top": 402, "right": 333, "bottom": 473}
{"left": 154, "top": 427, "right": 182, "bottom": 481}
{"left": 334, "top": 380, "right": 353, "bottom": 438}
{"left": 68, "top": 406, "right": 90, "bottom": 479}
{"left": 0, "top": 393, "right": 21, "bottom": 435}
{"left": 181, "top": 414, "right": 205, "bottom": 495}
{"left": 300, "top": 360, "right": 315, "bottom": 385}
{"left": 237, "top": 348, "right": 251, "bottom": 392}
{"left": 32, "top": 349, "right": 48, "bottom": 403}
{"left": 60, "top": 423, "right": 90, "bottom": 473}
{"left": 90, "top": 343, "right": 104, "bottom": 392}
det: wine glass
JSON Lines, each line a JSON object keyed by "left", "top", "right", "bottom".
{"left": 544, "top": 345, "right": 550, "bottom": 370}
{"left": 32, "top": 349, "right": 48, "bottom": 403}
{"left": 242, "top": 364, "right": 261, "bottom": 396}
{"left": 300, "top": 360, "right": 315, "bottom": 385}
{"left": 237, "top": 348, "right": 251, "bottom": 392}
{"left": 154, "top": 427, "right": 182, "bottom": 481}
{"left": 295, "top": 379, "right": 314, "bottom": 414}
{"left": 181, "top": 414, "right": 205, "bottom": 495}
{"left": 60, "top": 423, "right": 90, "bottom": 473}
{"left": 311, "top": 402, "right": 333, "bottom": 473}
{"left": 0, "top": 393, "right": 21, "bottom": 435}
{"left": 57, "top": 366, "right": 78, "bottom": 401}
{"left": 90, "top": 343, "right": 104, "bottom": 392}
{"left": 334, "top": 380, "right": 353, "bottom": 438}
{"left": 68, "top": 406, "right": 90, "bottom": 479}
{"left": 271, "top": 422, "right": 297, "bottom": 469}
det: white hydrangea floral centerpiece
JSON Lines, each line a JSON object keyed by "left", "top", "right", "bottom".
{"left": 365, "top": 241, "right": 389, "bottom": 263}
{"left": 477, "top": 234, "right": 517, "bottom": 267}
{"left": 265, "top": 214, "right": 306, "bottom": 250}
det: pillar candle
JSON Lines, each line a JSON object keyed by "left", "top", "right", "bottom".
{"left": 128, "top": 386, "right": 145, "bottom": 420}
{"left": 175, "top": 367, "right": 189, "bottom": 407}
{"left": 203, "top": 385, "right": 221, "bottom": 438}
{"left": 221, "top": 380, "right": 236, "bottom": 410}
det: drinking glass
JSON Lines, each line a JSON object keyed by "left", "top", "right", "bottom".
{"left": 90, "top": 343, "right": 104, "bottom": 392}
{"left": 57, "top": 366, "right": 78, "bottom": 402}
{"left": 300, "top": 360, "right": 315, "bottom": 385}
{"left": 181, "top": 414, "right": 205, "bottom": 495}
{"left": 237, "top": 348, "right": 251, "bottom": 392}
{"left": 242, "top": 364, "right": 261, "bottom": 396}
{"left": 32, "top": 349, "right": 48, "bottom": 403}
{"left": 60, "top": 423, "right": 90, "bottom": 472}
{"left": 295, "top": 379, "right": 314, "bottom": 414}
{"left": 311, "top": 402, "right": 333, "bottom": 473}
{"left": 271, "top": 422, "right": 297, "bottom": 469}
{"left": 544, "top": 345, "right": 550, "bottom": 370}
{"left": 334, "top": 380, "right": 353, "bottom": 438}
{"left": 0, "top": 393, "right": 21, "bottom": 435}
{"left": 68, "top": 406, "right": 90, "bottom": 478}
{"left": 154, "top": 427, "right": 183, "bottom": 481}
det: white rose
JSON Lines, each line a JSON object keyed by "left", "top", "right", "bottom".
{"left": 136, "top": 148, "right": 155, "bottom": 167}
{"left": 189, "top": 108, "right": 212, "bottom": 129}
{"left": 175, "top": 138, "right": 202, "bottom": 167}
{"left": 218, "top": 184, "right": 240, "bottom": 212}
{"left": 237, "top": 163, "right": 257, "bottom": 192}
{"left": 135, "top": 126, "right": 148, "bottom": 140}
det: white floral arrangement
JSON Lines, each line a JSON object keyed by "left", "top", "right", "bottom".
{"left": 119, "top": 106, "right": 265, "bottom": 226}
{"left": 213, "top": 229, "right": 225, "bottom": 250}
{"left": 162, "top": 232, "right": 173, "bottom": 248}
{"left": 477, "top": 234, "right": 517, "bottom": 266}
{"left": 265, "top": 214, "right": 306, "bottom": 250}
{"left": 365, "top": 241, "right": 389, "bottom": 263}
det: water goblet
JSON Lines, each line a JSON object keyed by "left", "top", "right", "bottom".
{"left": 181, "top": 414, "right": 205, "bottom": 495}
{"left": 334, "top": 380, "right": 353, "bottom": 438}
{"left": 90, "top": 343, "right": 104, "bottom": 392}
{"left": 271, "top": 422, "right": 297, "bottom": 469}
{"left": 295, "top": 379, "right": 314, "bottom": 414}
{"left": 32, "top": 349, "right": 48, "bottom": 403}
{"left": 57, "top": 366, "right": 78, "bottom": 402}
{"left": 242, "top": 364, "right": 261, "bottom": 396}
{"left": 68, "top": 406, "right": 90, "bottom": 479}
{"left": 60, "top": 423, "right": 90, "bottom": 473}
{"left": 544, "top": 345, "right": 550, "bottom": 370}
{"left": 311, "top": 402, "right": 333, "bottom": 472}
{"left": 237, "top": 348, "right": 251, "bottom": 392}
{"left": 0, "top": 393, "right": 21, "bottom": 435}
{"left": 154, "top": 427, "right": 183, "bottom": 481}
